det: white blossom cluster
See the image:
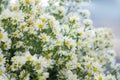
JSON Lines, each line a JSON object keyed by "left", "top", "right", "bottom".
{"left": 0, "top": 0, "right": 119, "bottom": 80}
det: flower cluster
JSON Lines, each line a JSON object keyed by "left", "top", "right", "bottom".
{"left": 0, "top": 0, "right": 119, "bottom": 80}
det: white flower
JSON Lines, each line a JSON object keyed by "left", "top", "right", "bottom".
{"left": 35, "top": 20, "right": 46, "bottom": 30}
{"left": 40, "top": 15, "right": 47, "bottom": 23}
{"left": 0, "top": 31, "right": 8, "bottom": 42}
{"left": 15, "top": 41, "right": 23, "bottom": 48}
{"left": 54, "top": 37, "right": 63, "bottom": 46}
{"left": 83, "top": 19, "right": 93, "bottom": 26}
{"left": 25, "top": 51, "right": 34, "bottom": 62}
{"left": 3, "top": 40, "right": 11, "bottom": 50}
{"left": 38, "top": 56, "right": 48, "bottom": 68}
{"left": 68, "top": 13, "right": 79, "bottom": 22}
{"left": 11, "top": 56, "right": 26, "bottom": 68}
{"left": 40, "top": 33, "right": 50, "bottom": 42}
{"left": 53, "top": 6, "right": 66, "bottom": 16}
{"left": 19, "top": 70, "right": 30, "bottom": 80}
{"left": 0, "top": 54, "right": 5, "bottom": 65}
{"left": 61, "top": 24, "right": 69, "bottom": 33}
{"left": 12, "top": 30, "right": 20, "bottom": 38}
{"left": 80, "top": 9, "right": 90, "bottom": 18}
{"left": 64, "top": 70, "right": 79, "bottom": 80}
{"left": 34, "top": 64, "right": 43, "bottom": 73}
{"left": 19, "top": 23, "right": 28, "bottom": 31}
{"left": 95, "top": 74, "right": 105, "bottom": 80}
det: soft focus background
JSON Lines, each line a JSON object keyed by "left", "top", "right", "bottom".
{"left": 81, "top": 0, "right": 120, "bottom": 62}
{"left": 10, "top": 0, "right": 120, "bottom": 62}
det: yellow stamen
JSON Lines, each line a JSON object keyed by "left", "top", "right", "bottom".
{"left": 38, "top": 24, "right": 43, "bottom": 29}
{"left": 41, "top": 36, "right": 47, "bottom": 41}
{"left": 0, "top": 33, "right": 3, "bottom": 39}
{"left": 25, "top": 0, "right": 30, "bottom": 4}
{"left": 36, "top": 65, "right": 41, "bottom": 70}
{"left": 0, "top": 57, "right": 3, "bottom": 63}
{"left": 98, "top": 75, "right": 103, "bottom": 80}
{"left": 41, "top": 18, "right": 46, "bottom": 23}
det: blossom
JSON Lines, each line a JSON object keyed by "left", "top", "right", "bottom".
{"left": 0, "top": 0, "right": 119, "bottom": 80}
{"left": 84, "top": 19, "right": 93, "bottom": 26}
{"left": 95, "top": 74, "right": 105, "bottom": 80}
{"left": 0, "top": 31, "right": 8, "bottom": 42}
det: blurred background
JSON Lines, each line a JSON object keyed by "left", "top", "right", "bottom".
{"left": 81, "top": 0, "right": 120, "bottom": 62}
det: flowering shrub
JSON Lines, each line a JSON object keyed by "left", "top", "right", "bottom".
{"left": 0, "top": 0, "right": 120, "bottom": 80}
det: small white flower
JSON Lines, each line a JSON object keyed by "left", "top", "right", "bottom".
{"left": 0, "top": 32, "right": 8, "bottom": 42}
{"left": 69, "top": 13, "right": 79, "bottom": 22}
{"left": 83, "top": 19, "right": 93, "bottom": 26}
{"left": 95, "top": 74, "right": 105, "bottom": 80}
{"left": 0, "top": 54, "right": 5, "bottom": 65}
{"left": 80, "top": 9, "right": 90, "bottom": 18}
{"left": 40, "top": 33, "right": 50, "bottom": 42}
{"left": 3, "top": 40, "right": 11, "bottom": 50}
{"left": 15, "top": 41, "right": 23, "bottom": 48}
